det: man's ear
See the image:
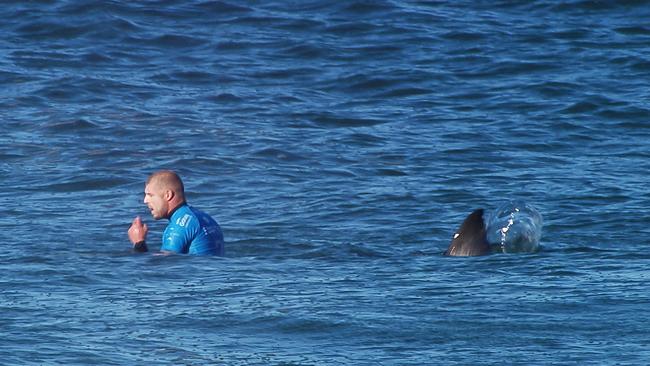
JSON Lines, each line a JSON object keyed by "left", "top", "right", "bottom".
{"left": 164, "top": 189, "right": 175, "bottom": 201}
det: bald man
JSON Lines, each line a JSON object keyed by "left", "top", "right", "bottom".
{"left": 128, "top": 170, "right": 224, "bottom": 255}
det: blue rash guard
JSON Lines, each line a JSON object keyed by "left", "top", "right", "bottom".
{"left": 161, "top": 204, "right": 224, "bottom": 256}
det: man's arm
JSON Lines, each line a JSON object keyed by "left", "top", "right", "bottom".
{"left": 160, "top": 229, "right": 187, "bottom": 254}
{"left": 160, "top": 221, "right": 194, "bottom": 254}
{"left": 128, "top": 216, "right": 149, "bottom": 253}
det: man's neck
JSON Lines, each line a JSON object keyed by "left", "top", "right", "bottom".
{"left": 165, "top": 201, "right": 187, "bottom": 220}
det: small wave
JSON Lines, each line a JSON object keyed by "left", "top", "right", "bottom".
{"left": 325, "top": 21, "right": 378, "bottom": 36}
{"left": 14, "top": 21, "right": 89, "bottom": 40}
{"left": 215, "top": 40, "right": 257, "bottom": 51}
{"left": 105, "top": 16, "right": 143, "bottom": 32}
{"left": 195, "top": 1, "right": 252, "bottom": 14}
{"left": 277, "top": 316, "right": 348, "bottom": 334}
{"left": 151, "top": 34, "right": 208, "bottom": 49}
{"left": 44, "top": 118, "right": 99, "bottom": 132}
{"left": 530, "top": 81, "right": 581, "bottom": 98}
{"left": 341, "top": 44, "right": 405, "bottom": 59}
{"left": 170, "top": 70, "right": 219, "bottom": 84}
{"left": 31, "top": 76, "right": 141, "bottom": 103}
{"left": 208, "top": 93, "right": 243, "bottom": 103}
{"left": 440, "top": 31, "right": 487, "bottom": 42}
{"left": 38, "top": 177, "right": 131, "bottom": 193}
{"left": 279, "top": 44, "right": 327, "bottom": 59}
{"left": 10, "top": 50, "right": 76, "bottom": 69}
{"left": 325, "top": 72, "right": 429, "bottom": 97}
{"left": 631, "top": 60, "right": 650, "bottom": 72}
{"left": 615, "top": 121, "right": 650, "bottom": 130}
{"left": 557, "top": 246, "right": 614, "bottom": 255}
{"left": 457, "top": 60, "right": 558, "bottom": 79}
{"left": 340, "top": 132, "right": 386, "bottom": 147}
{"left": 544, "top": 269, "right": 585, "bottom": 277}
{"left": 549, "top": 28, "right": 591, "bottom": 41}
{"left": 166, "top": 156, "right": 232, "bottom": 171}
{"left": 614, "top": 25, "right": 650, "bottom": 36}
{"left": 345, "top": 76, "right": 399, "bottom": 93}
{"left": 550, "top": 0, "right": 650, "bottom": 12}
{"left": 562, "top": 101, "right": 600, "bottom": 114}
{"left": 311, "top": 112, "right": 385, "bottom": 128}
{"left": 378, "top": 87, "right": 432, "bottom": 98}
{"left": 273, "top": 18, "right": 326, "bottom": 33}
{"left": 251, "top": 148, "right": 305, "bottom": 162}
{"left": 598, "top": 106, "right": 649, "bottom": 121}
{"left": 0, "top": 70, "right": 25, "bottom": 83}
{"left": 321, "top": 168, "right": 358, "bottom": 178}
{"left": 151, "top": 70, "right": 218, "bottom": 85}
{"left": 376, "top": 168, "right": 408, "bottom": 177}
{"left": 291, "top": 242, "right": 389, "bottom": 261}
{"left": 225, "top": 15, "right": 291, "bottom": 27}
{"left": 341, "top": 1, "right": 398, "bottom": 15}
{"left": 0, "top": 152, "right": 25, "bottom": 161}
{"left": 81, "top": 52, "right": 113, "bottom": 64}
{"left": 253, "top": 67, "right": 320, "bottom": 80}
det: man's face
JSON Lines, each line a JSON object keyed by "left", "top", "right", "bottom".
{"left": 144, "top": 182, "right": 168, "bottom": 220}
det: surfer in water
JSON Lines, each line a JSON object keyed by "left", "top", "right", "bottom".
{"left": 127, "top": 170, "right": 224, "bottom": 255}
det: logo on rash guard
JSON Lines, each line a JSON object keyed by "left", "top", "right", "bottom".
{"left": 177, "top": 214, "right": 191, "bottom": 227}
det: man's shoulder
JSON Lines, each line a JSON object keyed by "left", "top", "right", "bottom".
{"left": 172, "top": 205, "right": 217, "bottom": 227}
{"left": 185, "top": 205, "right": 212, "bottom": 219}
{"left": 168, "top": 205, "right": 196, "bottom": 229}
{"left": 187, "top": 205, "right": 220, "bottom": 228}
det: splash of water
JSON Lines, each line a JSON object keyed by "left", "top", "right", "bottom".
{"left": 486, "top": 201, "right": 543, "bottom": 253}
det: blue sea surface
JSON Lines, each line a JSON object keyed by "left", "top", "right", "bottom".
{"left": 2, "top": 1, "right": 650, "bottom": 364}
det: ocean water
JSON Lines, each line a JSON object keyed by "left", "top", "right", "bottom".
{"left": 2, "top": 0, "right": 650, "bottom": 364}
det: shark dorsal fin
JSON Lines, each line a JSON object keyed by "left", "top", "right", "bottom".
{"left": 445, "top": 209, "right": 491, "bottom": 256}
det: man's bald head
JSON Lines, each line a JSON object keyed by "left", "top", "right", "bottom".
{"left": 143, "top": 170, "right": 186, "bottom": 219}
{"left": 146, "top": 170, "right": 185, "bottom": 198}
